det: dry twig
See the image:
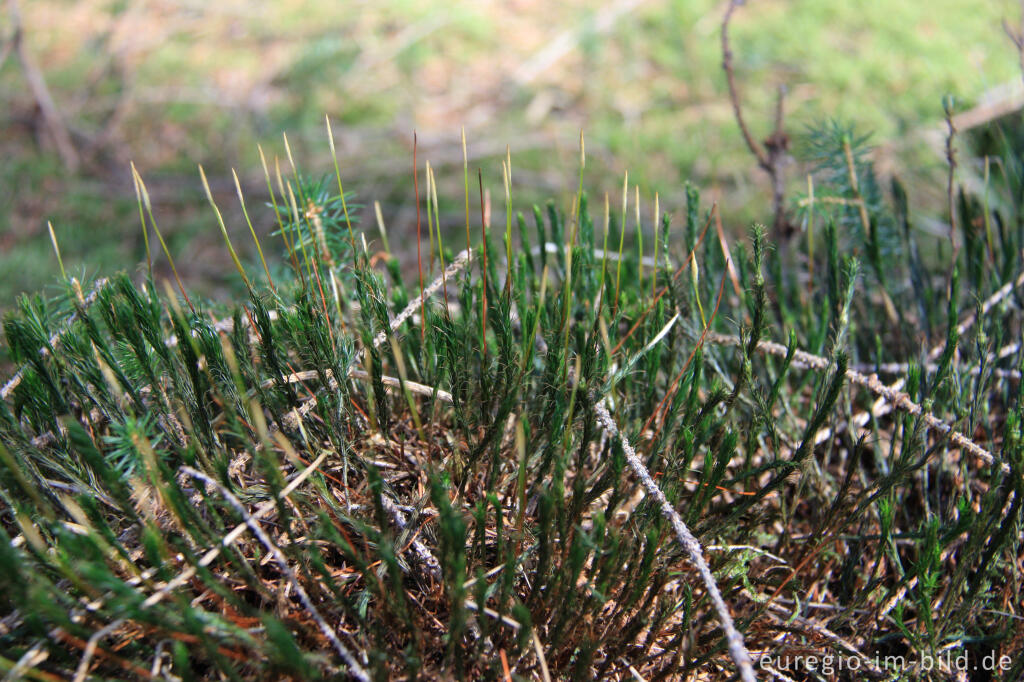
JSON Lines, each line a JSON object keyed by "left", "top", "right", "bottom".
{"left": 181, "top": 467, "right": 371, "bottom": 681}
{"left": 705, "top": 332, "right": 1006, "bottom": 473}
{"left": 722, "top": 0, "right": 790, "bottom": 238}
{"left": 6, "top": 0, "right": 79, "bottom": 171}
{"left": 69, "top": 452, "right": 338, "bottom": 682}
{"left": 593, "top": 399, "right": 757, "bottom": 682}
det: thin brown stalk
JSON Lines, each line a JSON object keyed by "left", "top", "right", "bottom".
{"left": 642, "top": 268, "right": 729, "bottom": 437}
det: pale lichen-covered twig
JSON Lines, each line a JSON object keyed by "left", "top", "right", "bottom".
{"left": 69, "top": 452, "right": 333, "bottom": 682}
{"left": 273, "top": 368, "right": 453, "bottom": 405}
{"left": 379, "top": 493, "right": 443, "bottom": 583}
{"left": 1, "top": 277, "right": 108, "bottom": 400}
{"left": 705, "top": 332, "right": 1006, "bottom": 474}
{"left": 368, "top": 248, "right": 472, "bottom": 354}
{"left": 180, "top": 467, "right": 370, "bottom": 681}
{"left": 926, "top": 260, "right": 1024, "bottom": 362}
{"left": 280, "top": 249, "right": 472, "bottom": 430}
{"left": 593, "top": 399, "right": 757, "bottom": 682}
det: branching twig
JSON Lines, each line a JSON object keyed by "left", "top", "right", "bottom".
{"left": 7, "top": 0, "right": 79, "bottom": 172}
{"left": 272, "top": 368, "right": 454, "bottom": 404}
{"left": 706, "top": 332, "right": 1006, "bottom": 473}
{"left": 181, "top": 467, "right": 371, "bottom": 682}
{"left": 722, "top": 0, "right": 790, "bottom": 238}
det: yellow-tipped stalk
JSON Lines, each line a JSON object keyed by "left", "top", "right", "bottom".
{"left": 505, "top": 146, "right": 513, "bottom": 292}
{"left": 691, "top": 229, "right": 706, "bottom": 327}
{"left": 462, "top": 126, "right": 471, "bottom": 254}
{"left": 130, "top": 161, "right": 152, "bottom": 280}
{"left": 559, "top": 131, "right": 585, "bottom": 382}
{"left": 614, "top": 171, "right": 628, "bottom": 314}
{"left": 502, "top": 156, "right": 512, "bottom": 296}
{"left": 325, "top": 115, "right": 357, "bottom": 257}
{"left": 232, "top": 169, "right": 275, "bottom": 292}
{"left": 47, "top": 221, "right": 66, "bottom": 281}
{"left": 282, "top": 131, "right": 298, "bottom": 179}
{"left": 273, "top": 156, "right": 305, "bottom": 285}
{"left": 285, "top": 179, "right": 314, "bottom": 281}
{"left": 374, "top": 201, "right": 391, "bottom": 256}
{"left": 132, "top": 165, "right": 195, "bottom": 313}
{"left": 259, "top": 145, "right": 301, "bottom": 280}
{"left": 429, "top": 164, "right": 449, "bottom": 310}
{"left": 562, "top": 132, "right": 585, "bottom": 326}
{"left": 426, "top": 160, "right": 436, "bottom": 274}
{"left": 287, "top": 174, "right": 333, "bottom": 341}
{"left": 283, "top": 132, "right": 323, "bottom": 265}
{"left": 199, "top": 165, "right": 252, "bottom": 292}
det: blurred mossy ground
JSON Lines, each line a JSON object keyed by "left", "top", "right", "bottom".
{"left": 0, "top": 0, "right": 1019, "bottom": 308}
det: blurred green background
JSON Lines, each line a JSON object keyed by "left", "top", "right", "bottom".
{"left": 1, "top": 0, "right": 1021, "bottom": 305}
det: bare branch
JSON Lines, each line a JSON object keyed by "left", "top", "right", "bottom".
{"left": 1003, "top": 1, "right": 1024, "bottom": 87}
{"left": 7, "top": 0, "right": 79, "bottom": 172}
{"left": 721, "top": 0, "right": 791, "bottom": 238}
{"left": 705, "top": 332, "right": 1004, "bottom": 473}
{"left": 721, "top": 0, "right": 767, "bottom": 169}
